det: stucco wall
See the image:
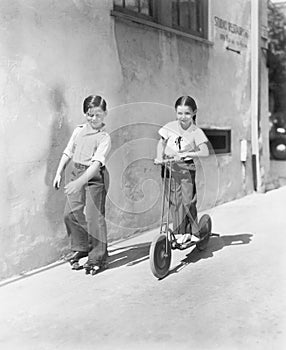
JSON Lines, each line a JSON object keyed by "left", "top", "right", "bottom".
{"left": 0, "top": 0, "right": 269, "bottom": 280}
{"left": 111, "top": 0, "right": 255, "bottom": 210}
{"left": 0, "top": 0, "right": 122, "bottom": 279}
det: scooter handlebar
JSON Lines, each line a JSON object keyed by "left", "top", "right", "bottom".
{"left": 154, "top": 157, "right": 192, "bottom": 165}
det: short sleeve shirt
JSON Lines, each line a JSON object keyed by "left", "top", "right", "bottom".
{"left": 63, "top": 123, "right": 111, "bottom": 166}
{"left": 159, "top": 121, "right": 208, "bottom": 158}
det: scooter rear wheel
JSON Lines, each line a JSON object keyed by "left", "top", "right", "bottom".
{"left": 196, "top": 214, "right": 212, "bottom": 251}
{"left": 150, "top": 234, "right": 171, "bottom": 279}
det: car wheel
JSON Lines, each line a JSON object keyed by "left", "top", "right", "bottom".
{"left": 270, "top": 138, "right": 286, "bottom": 160}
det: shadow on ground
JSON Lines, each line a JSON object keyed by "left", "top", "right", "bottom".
{"left": 107, "top": 242, "right": 151, "bottom": 269}
{"left": 168, "top": 233, "right": 253, "bottom": 276}
{"left": 93, "top": 232, "right": 253, "bottom": 276}
{"left": 0, "top": 233, "right": 253, "bottom": 286}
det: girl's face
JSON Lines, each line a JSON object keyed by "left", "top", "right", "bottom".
{"left": 86, "top": 107, "right": 106, "bottom": 129}
{"left": 176, "top": 105, "right": 196, "bottom": 129}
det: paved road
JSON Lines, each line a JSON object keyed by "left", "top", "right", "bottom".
{"left": 0, "top": 187, "right": 286, "bottom": 350}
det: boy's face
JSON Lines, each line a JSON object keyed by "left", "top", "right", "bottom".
{"left": 86, "top": 107, "right": 106, "bottom": 129}
{"left": 176, "top": 105, "right": 196, "bottom": 129}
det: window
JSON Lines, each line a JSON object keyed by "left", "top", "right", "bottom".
{"left": 113, "top": 0, "right": 208, "bottom": 39}
{"left": 172, "top": 0, "right": 205, "bottom": 37}
{"left": 114, "top": 0, "right": 154, "bottom": 19}
{"left": 202, "top": 129, "right": 231, "bottom": 154}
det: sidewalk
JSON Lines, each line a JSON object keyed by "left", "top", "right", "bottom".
{"left": 1, "top": 185, "right": 286, "bottom": 289}
{"left": 0, "top": 186, "right": 285, "bottom": 349}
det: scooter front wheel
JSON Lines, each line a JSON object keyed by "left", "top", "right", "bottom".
{"left": 150, "top": 234, "right": 171, "bottom": 279}
{"left": 196, "top": 214, "right": 212, "bottom": 251}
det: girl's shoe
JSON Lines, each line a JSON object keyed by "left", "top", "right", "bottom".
{"left": 191, "top": 234, "right": 200, "bottom": 243}
{"left": 176, "top": 233, "right": 192, "bottom": 244}
{"left": 177, "top": 233, "right": 200, "bottom": 245}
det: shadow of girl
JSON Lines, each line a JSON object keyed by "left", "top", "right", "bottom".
{"left": 169, "top": 233, "right": 253, "bottom": 275}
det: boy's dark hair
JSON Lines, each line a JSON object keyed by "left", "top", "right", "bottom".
{"left": 175, "top": 95, "right": 197, "bottom": 123}
{"left": 83, "top": 95, "right": 107, "bottom": 113}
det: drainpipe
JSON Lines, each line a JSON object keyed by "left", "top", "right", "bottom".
{"left": 251, "top": 0, "right": 262, "bottom": 191}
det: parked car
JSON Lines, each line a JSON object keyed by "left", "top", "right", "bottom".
{"left": 269, "top": 113, "right": 286, "bottom": 160}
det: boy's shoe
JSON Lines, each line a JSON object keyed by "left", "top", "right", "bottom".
{"left": 83, "top": 260, "right": 108, "bottom": 275}
{"left": 65, "top": 251, "right": 88, "bottom": 270}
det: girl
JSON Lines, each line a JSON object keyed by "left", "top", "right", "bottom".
{"left": 155, "top": 96, "right": 209, "bottom": 245}
{"left": 53, "top": 95, "right": 111, "bottom": 272}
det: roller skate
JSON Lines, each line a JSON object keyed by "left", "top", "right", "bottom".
{"left": 66, "top": 251, "right": 88, "bottom": 270}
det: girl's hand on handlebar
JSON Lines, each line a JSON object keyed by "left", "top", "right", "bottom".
{"left": 154, "top": 158, "right": 163, "bottom": 165}
{"left": 172, "top": 155, "right": 182, "bottom": 162}
{"left": 154, "top": 155, "right": 182, "bottom": 164}
{"left": 178, "top": 151, "right": 193, "bottom": 160}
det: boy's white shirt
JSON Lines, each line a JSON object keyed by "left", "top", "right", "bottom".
{"left": 63, "top": 123, "right": 111, "bottom": 166}
{"left": 159, "top": 120, "right": 208, "bottom": 158}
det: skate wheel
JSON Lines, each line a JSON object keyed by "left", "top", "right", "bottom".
{"left": 196, "top": 214, "right": 212, "bottom": 251}
{"left": 149, "top": 234, "right": 171, "bottom": 279}
{"left": 91, "top": 268, "right": 98, "bottom": 276}
{"left": 71, "top": 262, "right": 81, "bottom": 270}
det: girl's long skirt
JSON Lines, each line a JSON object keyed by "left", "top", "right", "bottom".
{"left": 163, "top": 165, "right": 199, "bottom": 236}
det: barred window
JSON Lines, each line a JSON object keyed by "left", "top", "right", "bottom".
{"left": 113, "top": 0, "right": 208, "bottom": 39}
{"left": 114, "top": 0, "right": 154, "bottom": 18}
{"left": 172, "top": 0, "right": 205, "bottom": 37}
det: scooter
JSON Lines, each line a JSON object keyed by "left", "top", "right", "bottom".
{"left": 149, "top": 158, "right": 214, "bottom": 279}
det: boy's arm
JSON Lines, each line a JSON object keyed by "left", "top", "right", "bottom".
{"left": 64, "top": 161, "right": 102, "bottom": 195}
{"left": 56, "top": 154, "right": 71, "bottom": 176}
{"left": 76, "top": 161, "right": 101, "bottom": 186}
{"left": 53, "top": 126, "right": 81, "bottom": 189}
{"left": 53, "top": 154, "right": 71, "bottom": 189}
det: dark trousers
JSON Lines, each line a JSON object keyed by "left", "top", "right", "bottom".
{"left": 163, "top": 166, "right": 199, "bottom": 236}
{"left": 64, "top": 163, "right": 109, "bottom": 264}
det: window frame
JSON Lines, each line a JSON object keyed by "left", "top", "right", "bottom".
{"left": 112, "top": 0, "right": 209, "bottom": 40}
{"left": 171, "top": 0, "right": 208, "bottom": 39}
{"left": 113, "top": 0, "right": 156, "bottom": 22}
{"left": 202, "top": 128, "right": 232, "bottom": 155}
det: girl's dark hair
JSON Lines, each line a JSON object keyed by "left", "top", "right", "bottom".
{"left": 175, "top": 96, "right": 197, "bottom": 123}
{"left": 83, "top": 95, "right": 107, "bottom": 113}
{"left": 175, "top": 96, "right": 197, "bottom": 111}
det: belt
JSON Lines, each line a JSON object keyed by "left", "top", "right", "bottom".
{"left": 184, "top": 159, "right": 194, "bottom": 164}
{"left": 74, "top": 162, "right": 106, "bottom": 171}
{"left": 74, "top": 162, "right": 89, "bottom": 170}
